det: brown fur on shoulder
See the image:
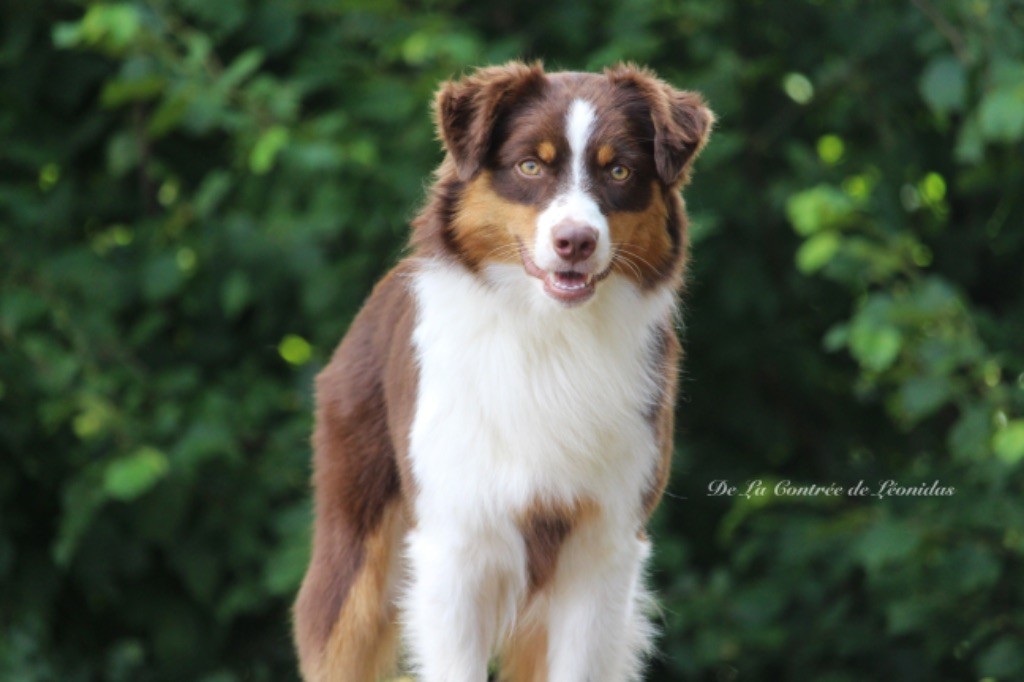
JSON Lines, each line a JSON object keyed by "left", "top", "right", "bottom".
{"left": 292, "top": 266, "right": 418, "bottom": 681}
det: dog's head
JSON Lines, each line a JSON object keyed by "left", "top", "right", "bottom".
{"left": 426, "top": 61, "right": 713, "bottom": 306}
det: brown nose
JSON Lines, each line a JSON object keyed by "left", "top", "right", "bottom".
{"left": 552, "top": 221, "right": 598, "bottom": 263}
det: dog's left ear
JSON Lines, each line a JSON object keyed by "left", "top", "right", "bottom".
{"left": 607, "top": 64, "right": 715, "bottom": 186}
{"left": 435, "top": 61, "right": 548, "bottom": 182}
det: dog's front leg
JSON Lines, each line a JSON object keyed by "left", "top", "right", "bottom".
{"left": 545, "top": 529, "right": 654, "bottom": 682}
{"left": 404, "top": 521, "right": 523, "bottom": 682}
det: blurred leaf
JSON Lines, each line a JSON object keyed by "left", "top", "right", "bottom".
{"left": 52, "top": 22, "right": 82, "bottom": 49}
{"left": 278, "top": 334, "right": 311, "bottom": 365}
{"left": 955, "top": 113, "right": 984, "bottom": 163}
{"left": 950, "top": 544, "right": 1000, "bottom": 593}
{"left": 786, "top": 185, "right": 856, "bottom": 236}
{"left": 796, "top": 232, "right": 841, "bottom": 273}
{"left": 143, "top": 254, "right": 186, "bottom": 302}
{"left": 175, "top": 550, "right": 220, "bottom": 603}
{"left": 848, "top": 305, "right": 902, "bottom": 373}
{"left": 175, "top": 421, "right": 236, "bottom": 470}
{"left": 856, "top": 518, "right": 920, "bottom": 573}
{"left": 977, "top": 636, "right": 1024, "bottom": 678}
{"left": 263, "top": 504, "right": 310, "bottom": 596}
{"left": 0, "top": 287, "right": 49, "bottom": 336}
{"left": 221, "top": 271, "right": 251, "bottom": 318}
{"left": 22, "top": 333, "right": 79, "bottom": 393}
{"left": 949, "top": 405, "right": 992, "bottom": 461}
{"left": 919, "top": 55, "right": 966, "bottom": 115}
{"left": 148, "top": 88, "right": 193, "bottom": 137}
{"left": 106, "top": 131, "right": 140, "bottom": 176}
{"left": 250, "top": 126, "right": 290, "bottom": 174}
{"left": 100, "top": 75, "right": 166, "bottom": 108}
{"left": 72, "top": 395, "right": 116, "bottom": 440}
{"left": 908, "top": 276, "right": 959, "bottom": 317}
{"left": 179, "top": 0, "right": 248, "bottom": 33}
{"left": 218, "top": 49, "right": 264, "bottom": 92}
{"left": 104, "top": 447, "right": 169, "bottom": 501}
{"left": 894, "top": 376, "right": 953, "bottom": 425}
{"left": 53, "top": 467, "right": 106, "bottom": 565}
{"left": 77, "top": 4, "right": 143, "bottom": 55}
{"left": 978, "top": 86, "right": 1024, "bottom": 142}
{"left": 885, "top": 598, "right": 928, "bottom": 635}
{"left": 822, "top": 322, "right": 849, "bottom": 352}
{"left": 993, "top": 420, "right": 1024, "bottom": 464}
{"left": 194, "top": 170, "right": 232, "bottom": 217}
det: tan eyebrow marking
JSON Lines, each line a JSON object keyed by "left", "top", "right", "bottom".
{"left": 537, "top": 141, "right": 556, "bottom": 164}
{"left": 597, "top": 144, "right": 615, "bottom": 167}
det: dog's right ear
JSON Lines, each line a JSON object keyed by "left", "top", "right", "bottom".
{"left": 435, "top": 61, "right": 547, "bottom": 182}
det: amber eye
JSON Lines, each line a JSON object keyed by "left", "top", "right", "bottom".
{"left": 609, "top": 165, "right": 631, "bottom": 181}
{"left": 517, "top": 159, "right": 543, "bottom": 177}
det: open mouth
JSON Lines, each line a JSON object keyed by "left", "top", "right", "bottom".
{"left": 546, "top": 270, "right": 596, "bottom": 303}
{"left": 518, "top": 242, "right": 611, "bottom": 305}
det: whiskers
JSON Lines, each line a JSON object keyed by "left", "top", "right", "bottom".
{"left": 474, "top": 238, "right": 660, "bottom": 285}
{"left": 611, "top": 242, "right": 658, "bottom": 281}
{"left": 480, "top": 242, "right": 524, "bottom": 263}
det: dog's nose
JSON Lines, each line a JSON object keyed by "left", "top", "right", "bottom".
{"left": 552, "top": 221, "right": 598, "bottom": 263}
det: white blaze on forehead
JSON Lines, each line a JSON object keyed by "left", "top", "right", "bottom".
{"left": 531, "top": 98, "right": 611, "bottom": 276}
{"left": 566, "top": 99, "right": 596, "bottom": 189}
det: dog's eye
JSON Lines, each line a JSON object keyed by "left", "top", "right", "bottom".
{"left": 609, "top": 165, "right": 631, "bottom": 181}
{"left": 517, "top": 159, "right": 543, "bottom": 177}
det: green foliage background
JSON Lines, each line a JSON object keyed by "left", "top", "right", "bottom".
{"left": 2, "top": 0, "right": 1023, "bottom": 679}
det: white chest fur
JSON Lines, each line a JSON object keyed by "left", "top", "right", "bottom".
{"left": 407, "top": 260, "right": 674, "bottom": 529}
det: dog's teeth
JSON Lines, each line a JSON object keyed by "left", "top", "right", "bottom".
{"left": 548, "top": 272, "right": 596, "bottom": 294}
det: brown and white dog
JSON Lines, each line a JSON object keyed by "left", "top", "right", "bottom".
{"left": 293, "top": 62, "right": 713, "bottom": 681}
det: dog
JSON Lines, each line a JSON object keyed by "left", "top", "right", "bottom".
{"left": 293, "top": 61, "right": 713, "bottom": 681}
